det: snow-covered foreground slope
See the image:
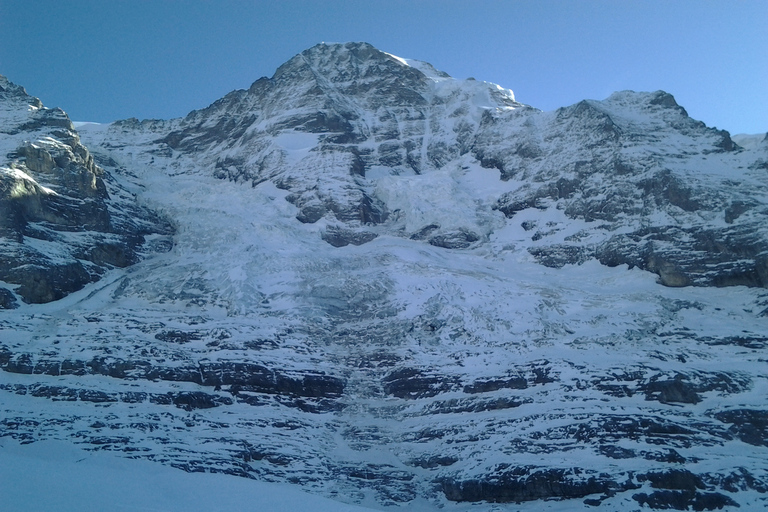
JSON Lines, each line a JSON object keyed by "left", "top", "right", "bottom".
{"left": 0, "top": 439, "right": 375, "bottom": 512}
{"left": 5, "top": 439, "right": 692, "bottom": 512}
{"left": 2, "top": 43, "right": 768, "bottom": 511}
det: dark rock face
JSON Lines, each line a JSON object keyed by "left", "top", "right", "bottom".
{"left": 321, "top": 225, "right": 378, "bottom": 247}
{"left": 0, "top": 383, "right": 232, "bottom": 411}
{"left": 170, "top": 391, "right": 233, "bottom": 411}
{"left": 382, "top": 368, "right": 460, "bottom": 399}
{"left": 645, "top": 377, "right": 701, "bottom": 404}
{"left": 594, "top": 223, "right": 768, "bottom": 288}
{"left": 0, "top": 286, "right": 19, "bottom": 308}
{"left": 1, "top": 260, "right": 93, "bottom": 304}
{"left": 199, "top": 361, "right": 344, "bottom": 398}
{"left": 633, "top": 490, "right": 739, "bottom": 511}
{"left": 0, "top": 346, "right": 344, "bottom": 402}
{"left": 0, "top": 75, "right": 172, "bottom": 303}
{"left": 427, "top": 229, "right": 480, "bottom": 249}
{"left": 640, "top": 469, "right": 705, "bottom": 491}
{"left": 442, "top": 464, "right": 750, "bottom": 508}
{"left": 442, "top": 466, "right": 634, "bottom": 503}
{"left": 0, "top": 341, "right": 345, "bottom": 421}
{"left": 463, "top": 376, "right": 528, "bottom": 393}
{"left": 528, "top": 244, "right": 590, "bottom": 268}
{"left": 714, "top": 409, "right": 768, "bottom": 447}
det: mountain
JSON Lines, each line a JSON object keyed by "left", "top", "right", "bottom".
{"left": 1, "top": 42, "right": 767, "bottom": 511}
{"left": 0, "top": 76, "right": 171, "bottom": 306}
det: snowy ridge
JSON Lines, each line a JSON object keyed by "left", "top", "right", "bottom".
{"left": 733, "top": 132, "right": 768, "bottom": 150}
{"left": 2, "top": 43, "right": 768, "bottom": 511}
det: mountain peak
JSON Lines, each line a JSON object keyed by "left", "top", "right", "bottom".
{"left": 304, "top": 41, "right": 379, "bottom": 56}
{"left": 301, "top": 41, "right": 400, "bottom": 66}
{"left": 272, "top": 41, "right": 431, "bottom": 88}
{"left": 0, "top": 74, "right": 42, "bottom": 108}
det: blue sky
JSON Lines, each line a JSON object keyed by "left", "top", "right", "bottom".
{"left": 1, "top": 0, "right": 765, "bottom": 134}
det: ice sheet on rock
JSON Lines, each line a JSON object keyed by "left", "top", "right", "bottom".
{"left": 374, "top": 165, "right": 502, "bottom": 237}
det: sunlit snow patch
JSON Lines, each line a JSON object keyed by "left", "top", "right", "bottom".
{"left": 273, "top": 130, "right": 319, "bottom": 163}
{"left": 374, "top": 160, "right": 508, "bottom": 238}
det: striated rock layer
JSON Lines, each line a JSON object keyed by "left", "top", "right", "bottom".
{"left": 1, "top": 43, "right": 768, "bottom": 511}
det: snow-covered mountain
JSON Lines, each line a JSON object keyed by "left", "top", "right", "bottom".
{"left": 0, "top": 76, "right": 171, "bottom": 306}
{"left": 1, "top": 42, "right": 767, "bottom": 511}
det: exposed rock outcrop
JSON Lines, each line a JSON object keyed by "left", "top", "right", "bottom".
{"left": 0, "top": 75, "right": 172, "bottom": 303}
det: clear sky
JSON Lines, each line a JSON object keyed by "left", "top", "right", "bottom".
{"left": 1, "top": 0, "right": 765, "bottom": 134}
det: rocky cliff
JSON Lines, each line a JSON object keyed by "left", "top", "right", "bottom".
{"left": 0, "top": 76, "right": 172, "bottom": 305}
{"left": 1, "top": 43, "right": 767, "bottom": 511}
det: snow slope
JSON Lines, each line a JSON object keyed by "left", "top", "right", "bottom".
{"left": 0, "top": 439, "right": 376, "bottom": 512}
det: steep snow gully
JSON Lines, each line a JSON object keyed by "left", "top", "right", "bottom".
{"left": 1, "top": 42, "right": 768, "bottom": 511}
